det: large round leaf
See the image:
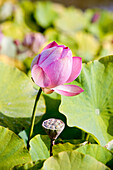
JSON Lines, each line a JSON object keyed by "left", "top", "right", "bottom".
{"left": 54, "top": 7, "right": 88, "bottom": 33}
{"left": 34, "top": 1, "right": 57, "bottom": 28}
{"left": 60, "top": 58, "right": 113, "bottom": 145}
{"left": 76, "top": 144, "right": 113, "bottom": 164}
{"left": 0, "top": 126, "right": 31, "bottom": 169}
{"left": 1, "top": 21, "right": 29, "bottom": 40}
{"left": 40, "top": 150, "right": 109, "bottom": 170}
{"left": 0, "top": 62, "right": 45, "bottom": 133}
{"left": 74, "top": 31, "right": 100, "bottom": 62}
{"left": 52, "top": 142, "right": 113, "bottom": 164}
{"left": 100, "top": 35, "right": 113, "bottom": 57}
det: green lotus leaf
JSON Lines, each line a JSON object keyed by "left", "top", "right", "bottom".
{"left": 99, "top": 55, "right": 113, "bottom": 66}
{"left": 58, "top": 33, "right": 77, "bottom": 55}
{"left": 20, "top": 1, "right": 38, "bottom": 31}
{"left": 40, "top": 150, "right": 110, "bottom": 170}
{"left": 60, "top": 57, "right": 113, "bottom": 145}
{"left": 53, "top": 142, "right": 78, "bottom": 156}
{"left": 0, "top": 126, "right": 31, "bottom": 169}
{"left": 1, "top": 21, "right": 30, "bottom": 40}
{"left": 14, "top": 4, "right": 32, "bottom": 34}
{"left": 84, "top": 9, "right": 94, "bottom": 22}
{"left": 29, "top": 134, "right": 50, "bottom": 161}
{"left": 54, "top": 7, "right": 88, "bottom": 33}
{"left": 100, "top": 34, "right": 113, "bottom": 57}
{"left": 0, "top": 62, "right": 45, "bottom": 133}
{"left": 98, "top": 10, "right": 113, "bottom": 34}
{"left": 34, "top": 1, "right": 58, "bottom": 28}
{"left": 13, "top": 160, "right": 44, "bottom": 170}
{"left": 76, "top": 144, "right": 113, "bottom": 164}
{"left": 74, "top": 31, "right": 100, "bottom": 62}
{"left": 45, "top": 28, "right": 59, "bottom": 42}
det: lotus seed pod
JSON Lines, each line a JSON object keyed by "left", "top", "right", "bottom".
{"left": 42, "top": 118, "right": 65, "bottom": 140}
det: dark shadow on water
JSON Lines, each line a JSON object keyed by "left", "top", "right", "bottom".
{"left": 107, "top": 116, "right": 113, "bottom": 136}
{"left": 0, "top": 93, "right": 84, "bottom": 143}
{"left": 33, "top": 94, "right": 83, "bottom": 140}
{"left": 0, "top": 112, "right": 42, "bottom": 134}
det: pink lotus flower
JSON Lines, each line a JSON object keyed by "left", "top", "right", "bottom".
{"left": 31, "top": 41, "right": 84, "bottom": 96}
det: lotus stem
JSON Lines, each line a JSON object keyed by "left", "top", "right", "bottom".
{"left": 27, "top": 87, "right": 42, "bottom": 150}
{"left": 50, "top": 139, "right": 55, "bottom": 156}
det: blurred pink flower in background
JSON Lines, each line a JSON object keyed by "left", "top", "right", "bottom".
{"left": 91, "top": 12, "right": 100, "bottom": 23}
{"left": 31, "top": 41, "right": 84, "bottom": 96}
{"left": 23, "top": 32, "right": 46, "bottom": 56}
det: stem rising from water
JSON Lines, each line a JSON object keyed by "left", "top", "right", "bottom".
{"left": 27, "top": 88, "right": 42, "bottom": 150}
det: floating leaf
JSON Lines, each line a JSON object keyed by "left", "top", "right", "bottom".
{"left": 0, "top": 62, "right": 45, "bottom": 133}
{"left": 99, "top": 55, "right": 113, "bottom": 66}
{"left": 40, "top": 150, "right": 110, "bottom": 170}
{"left": 0, "top": 126, "right": 31, "bottom": 169}
{"left": 29, "top": 134, "right": 50, "bottom": 161}
{"left": 34, "top": 1, "right": 57, "bottom": 28}
{"left": 54, "top": 7, "right": 88, "bottom": 33}
{"left": 60, "top": 57, "right": 113, "bottom": 145}
{"left": 74, "top": 31, "right": 100, "bottom": 62}
{"left": 76, "top": 144, "right": 113, "bottom": 164}
{"left": 1, "top": 22, "right": 23, "bottom": 40}
{"left": 53, "top": 142, "right": 77, "bottom": 155}
{"left": 58, "top": 33, "right": 77, "bottom": 55}
{"left": 13, "top": 160, "right": 44, "bottom": 170}
{"left": 45, "top": 28, "right": 59, "bottom": 42}
{"left": 100, "top": 34, "right": 113, "bottom": 57}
